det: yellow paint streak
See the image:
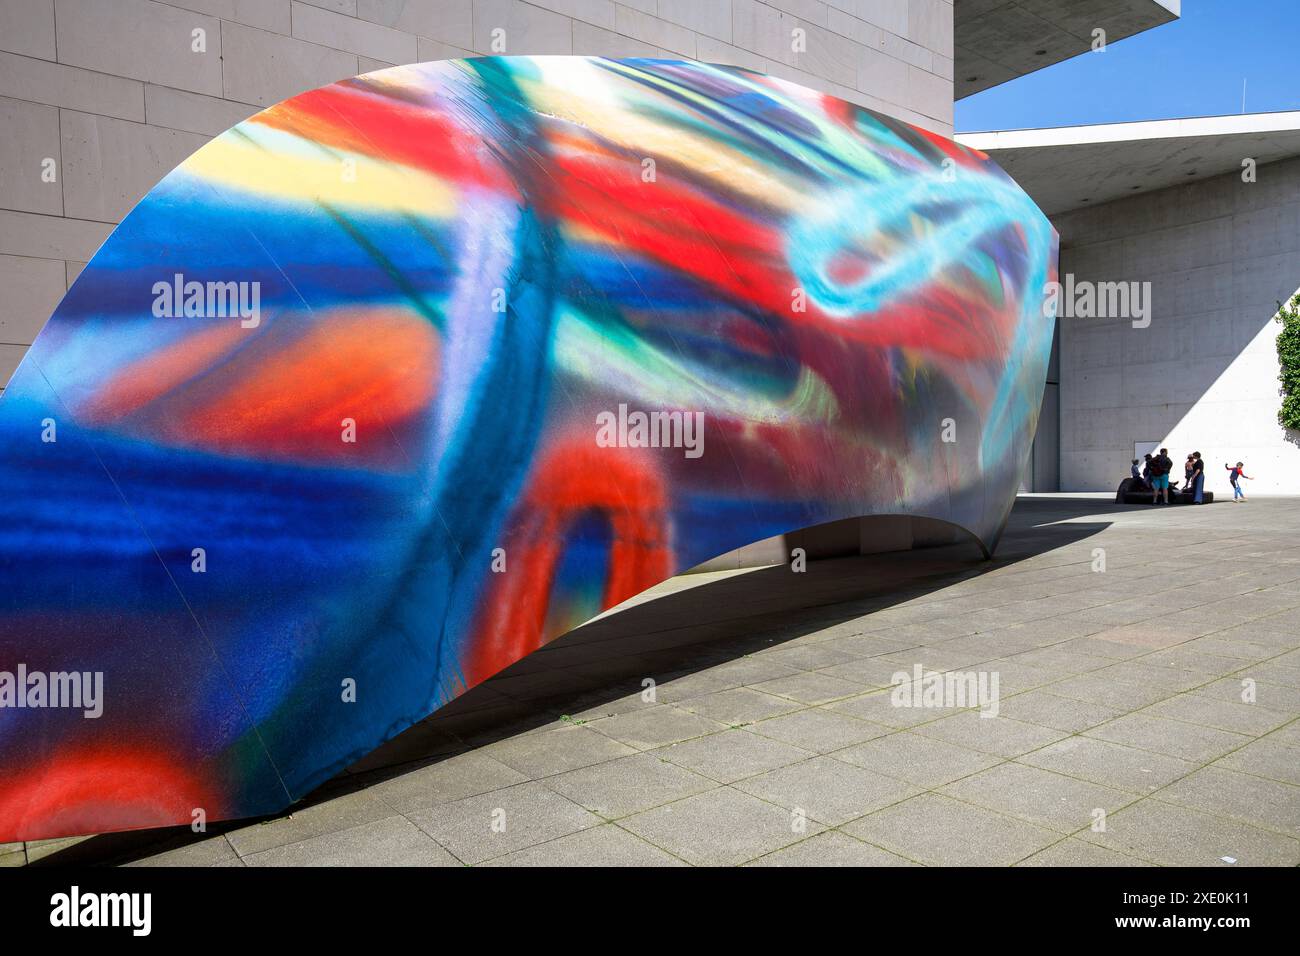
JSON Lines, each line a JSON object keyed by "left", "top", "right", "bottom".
{"left": 183, "top": 126, "right": 457, "bottom": 216}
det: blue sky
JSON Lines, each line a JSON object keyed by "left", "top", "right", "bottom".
{"left": 956, "top": 0, "right": 1300, "bottom": 132}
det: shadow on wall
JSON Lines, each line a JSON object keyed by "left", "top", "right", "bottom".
{"left": 1054, "top": 157, "right": 1300, "bottom": 494}
{"left": 42, "top": 497, "right": 1118, "bottom": 866}
{"left": 1152, "top": 293, "right": 1300, "bottom": 494}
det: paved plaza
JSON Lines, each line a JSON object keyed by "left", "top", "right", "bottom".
{"left": 11, "top": 495, "right": 1300, "bottom": 867}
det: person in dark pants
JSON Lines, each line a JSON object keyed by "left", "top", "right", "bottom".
{"left": 1130, "top": 458, "right": 1147, "bottom": 489}
{"left": 1191, "top": 451, "right": 1206, "bottom": 503}
{"left": 1184, "top": 455, "right": 1195, "bottom": 491}
{"left": 1149, "top": 448, "right": 1172, "bottom": 504}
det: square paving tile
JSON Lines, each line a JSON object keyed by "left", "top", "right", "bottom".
{"left": 563, "top": 689, "right": 661, "bottom": 721}
{"left": 1155, "top": 766, "right": 1300, "bottom": 835}
{"left": 816, "top": 656, "right": 921, "bottom": 689}
{"left": 880, "top": 645, "right": 993, "bottom": 671}
{"left": 842, "top": 794, "right": 1060, "bottom": 866}
{"left": 1178, "top": 636, "right": 1280, "bottom": 663}
{"left": 654, "top": 728, "right": 812, "bottom": 783}
{"left": 244, "top": 816, "right": 460, "bottom": 867}
{"left": 747, "top": 707, "right": 892, "bottom": 752}
{"left": 1088, "top": 661, "right": 1210, "bottom": 693}
{"left": 734, "top": 755, "right": 921, "bottom": 826}
{"left": 1144, "top": 648, "right": 1257, "bottom": 676}
{"left": 1057, "top": 636, "right": 1157, "bottom": 661}
{"left": 544, "top": 752, "right": 716, "bottom": 819}
{"left": 694, "top": 656, "right": 802, "bottom": 688}
{"left": 588, "top": 705, "right": 729, "bottom": 750}
{"left": 124, "top": 835, "right": 241, "bottom": 867}
{"left": 1078, "top": 799, "right": 1300, "bottom": 866}
{"left": 749, "top": 671, "right": 865, "bottom": 705}
{"left": 225, "top": 787, "right": 396, "bottom": 857}
{"left": 1015, "top": 838, "right": 1153, "bottom": 866}
{"left": 938, "top": 762, "right": 1135, "bottom": 834}
{"left": 1143, "top": 693, "right": 1293, "bottom": 737}
{"left": 1215, "top": 735, "right": 1300, "bottom": 785}
{"left": 823, "top": 687, "right": 953, "bottom": 728}
{"left": 1012, "top": 617, "right": 1112, "bottom": 643}
{"left": 817, "top": 634, "right": 924, "bottom": 660}
{"left": 1017, "top": 735, "right": 1197, "bottom": 793}
{"left": 1044, "top": 673, "right": 1174, "bottom": 710}
{"left": 994, "top": 689, "right": 1123, "bottom": 732}
{"left": 971, "top": 660, "right": 1067, "bottom": 695}
{"left": 1250, "top": 661, "right": 1300, "bottom": 689}
{"left": 913, "top": 711, "right": 1068, "bottom": 758}
{"left": 1193, "top": 676, "right": 1300, "bottom": 712}
{"left": 480, "top": 723, "right": 637, "bottom": 778}
{"left": 1085, "top": 713, "right": 1253, "bottom": 762}
{"left": 406, "top": 781, "right": 601, "bottom": 865}
{"left": 833, "top": 730, "right": 1003, "bottom": 788}
{"left": 1072, "top": 604, "right": 1161, "bottom": 627}
{"left": 745, "top": 830, "right": 918, "bottom": 867}
{"left": 675, "top": 686, "right": 804, "bottom": 725}
{"left": 754, "top": 643, "right": 861, "bottom": 671}
{"left": 369, "top": 751, "right": 529, "bottom": 812}
{"left": 620, "top": 787, "right": 820, "bottom": 866}
{"left": 646, "top": 671, "right": 734, "bottom": 703}
{"left": 480, "top": 824, "right": 686, "bottom": 866}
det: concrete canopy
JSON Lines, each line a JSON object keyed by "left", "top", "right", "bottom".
{"left": 955, "top": 0, "right": 1180, "bottom": 99}
{"left": 956, "top": 112, "right": 1300, "bottom": 215}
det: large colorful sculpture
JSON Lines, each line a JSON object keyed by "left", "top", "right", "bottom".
{"left": 0, "top": 57, "right": 1057, "bottom": 841}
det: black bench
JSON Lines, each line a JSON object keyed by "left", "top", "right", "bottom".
{"left": 1115, "top": 477, "right": 1213, "bottom": 504}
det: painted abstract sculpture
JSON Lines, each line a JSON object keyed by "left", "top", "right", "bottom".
{"left": 0, "top": 57, "right": 1057, "bottom": 841}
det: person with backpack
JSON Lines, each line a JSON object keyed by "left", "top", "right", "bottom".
{"left": 1225, "top": 461, "right": 1253, "bottom": 501}
{"left": 1149, "top": 447, "right": 1172, "bottom": 505}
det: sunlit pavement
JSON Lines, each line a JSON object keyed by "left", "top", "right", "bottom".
{"left": 17, "top": 495, "right": 1300, "bottom": 867}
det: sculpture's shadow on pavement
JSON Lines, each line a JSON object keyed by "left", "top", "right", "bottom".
{"left": 43, "top": 497, "right": 1118, "bottom": 866}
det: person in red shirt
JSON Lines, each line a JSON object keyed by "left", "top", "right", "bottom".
{"left": 1225, "top": 461, "right": 1253, "bottom": 501}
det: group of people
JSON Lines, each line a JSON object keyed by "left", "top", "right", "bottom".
{"left": 1129, "top": 449, "right": 1254, "bottom": 503}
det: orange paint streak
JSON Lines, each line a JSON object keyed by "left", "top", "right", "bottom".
{"left": 92, "top": 308, "right": 439, "bottom": 462}
{"left": 82, "top": 322, "right": 247, "bottom": 424}
{"left": 177, "top": 310, "right": 439, "bottom": 460}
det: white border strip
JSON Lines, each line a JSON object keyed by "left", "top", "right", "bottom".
{"left": 956, "top": 111, "right": 1300, "bottom": 151}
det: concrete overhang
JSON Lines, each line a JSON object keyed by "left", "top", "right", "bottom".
{"left": 955, "top": 0, "right": 1180, "bottom": 99}
{"left": 956, "top": 111, "right": 1300, "bottom": 216}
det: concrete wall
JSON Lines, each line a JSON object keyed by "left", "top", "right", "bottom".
{"left": 1053, "top": 156, "right": 1300, "bottom": 495}
{"left": 1023, "top": 316, "right": 1058, "bottom": 491}
{"left": 0, "top": 0, "right": 955, "bottom": 390}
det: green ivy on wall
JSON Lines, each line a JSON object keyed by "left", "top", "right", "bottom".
{"left": 1279, "top": 293, "right": 1300, "bottom": 431}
